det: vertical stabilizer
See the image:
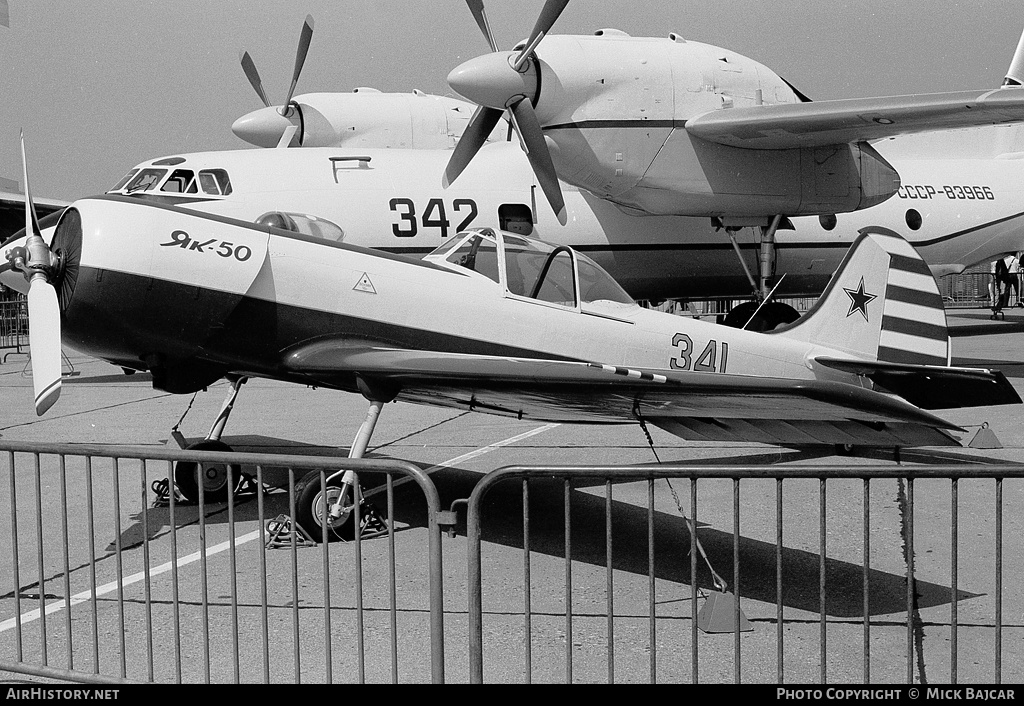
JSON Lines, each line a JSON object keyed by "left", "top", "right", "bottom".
{"left": 773, "top": 226, "right": 949, "bottom": 366}
{"left": 1004, "top": 27, "right": 1024, "bottom": 85}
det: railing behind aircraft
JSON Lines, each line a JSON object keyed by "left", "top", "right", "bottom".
{"left": 0, "top": 296, "right": 27, "bottom": 360}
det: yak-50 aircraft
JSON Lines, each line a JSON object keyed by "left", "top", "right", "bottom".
{"left": 2, "top": 134, "right": 1020, "bottom": 537}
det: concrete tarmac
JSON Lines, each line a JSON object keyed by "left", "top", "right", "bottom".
{"left": 0, "top": 307, "right": 1022, "bottom": 684}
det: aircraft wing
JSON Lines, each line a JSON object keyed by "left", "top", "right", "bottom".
{"left": 284, "top": 343, "right": 974, "bottom": 447}
{"left": 684, "top": 88, "right": 1024, "bottom": 149}
{"left": 0, "top": 190, "right": 68, "bottom": 243}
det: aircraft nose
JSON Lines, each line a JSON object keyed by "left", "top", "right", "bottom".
{"left": 231, "top": 106, "right": 297, "bottom": 148}
{"left": 447, "top": 51, "right": 538, "bottom": 110}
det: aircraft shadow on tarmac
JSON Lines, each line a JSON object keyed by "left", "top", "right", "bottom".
{"left": 63, "top": 372, "right": 155, "bottom": 385}
{"left": 107, "top": 436, "right": 987, "bottom": 620}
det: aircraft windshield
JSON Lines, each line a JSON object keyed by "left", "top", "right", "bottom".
{"left": 109, "top": 166, "right": 232, "bottom": 196}
{"left": 442, "top": 232, "right": 500, "bottom": 283}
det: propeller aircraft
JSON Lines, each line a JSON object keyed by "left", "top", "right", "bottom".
{"left": 1, "top": 142, "right": 1020, "bottom": 538}
{"left": 442, "top": 0, "right": 1024, "bottom": 303}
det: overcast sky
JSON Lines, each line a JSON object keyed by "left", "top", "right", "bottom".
{"left": 2, "top": 0, "right": 1023, "bottom": 201}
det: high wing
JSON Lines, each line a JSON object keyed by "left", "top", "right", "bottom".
{"left": 684, "top": 88, "right": 1024, "bottom": 150}
{"left": 283, "top": 343, "right": 996, "bottom": 447}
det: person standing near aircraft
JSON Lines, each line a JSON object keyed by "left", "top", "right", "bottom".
{"left": 1011, "top": 252, "right": 1023, "bottom": 306}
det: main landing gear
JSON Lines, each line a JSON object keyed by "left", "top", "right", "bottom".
{"left": 163, "top": 373, "right": 390, "bottom": 543}
{"left": 715, "top": 215, "right": 800, "bottom": 332}
{"left": 291, "top": 378, "right": 393, "bottom": 542}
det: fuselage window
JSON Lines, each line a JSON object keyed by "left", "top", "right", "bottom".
{"left": 160, "top": 169, "right": 197, "bottom": 193}
{"left": 124, "top": 168, "right": 167, "bottom": 193}
{"left": 498, "top": 203, "right": 534, "bottom": 235}
{"left": 255, "top": 212, "right": 345, "bottom": 242}
{"left": 198, "top": 169, "right": 232, "bottom": 196}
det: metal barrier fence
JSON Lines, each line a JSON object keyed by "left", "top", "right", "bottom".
{"left": 0, "top": 297, "right": 27, "bottom": 360}
{"left": 0, "top": 441, "right": 446, "bottom": 684}
{"left": 466, "top": 464, "right": 1024, "bottom": 684}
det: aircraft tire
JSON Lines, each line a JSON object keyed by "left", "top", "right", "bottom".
{"left": 173, "top": 439, "right": 239, "bottom": 505}
{"left": 294, "top": 470, "right": 357, "bottom": 543}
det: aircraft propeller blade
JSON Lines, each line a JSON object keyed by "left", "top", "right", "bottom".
{"left": 27, "top": 278, "right": 61, "bottom": 416}
{"left": 466, "top": 0, "right": 499, "bottom": 53}
{"left": 512, "top": 0, "right": 569, "bottom": 71}
{"left": 19, "top": 132, "right": 61, "bottom": 415}
{"left": 511, "top": 99, "right": 566, "bottom": 224}
{"left": 240, "top": 50, "right": 272, "bottom": 108}
{"left": 443, "top": 105, "right": 503, "bottom": 187}
{"left": 282, "top": 14, "right": 315, "bottom": 111}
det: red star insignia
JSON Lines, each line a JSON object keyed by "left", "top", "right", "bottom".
{"left": 843, "top": 277, "right": 877, "bottom": 321}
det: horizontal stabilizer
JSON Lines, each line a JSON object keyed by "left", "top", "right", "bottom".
{"left": 813, "top": 358, "right": 1022, "bottom": 410}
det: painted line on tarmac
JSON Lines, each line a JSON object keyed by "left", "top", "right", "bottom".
{"left": 0, "top": 535, "right": 257, "bottom": 633}
{"left": 0, "top": 422, "right": 559, "bottom": 632}
{"left": 364, "top": 421, "right": 561, "bottom": 497}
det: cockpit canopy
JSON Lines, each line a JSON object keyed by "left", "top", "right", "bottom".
{"left": 109, "top": 162, "right": 232, "bottom": 198}
{"left": 425, "top": 228, "right": 635, "bottom": 309}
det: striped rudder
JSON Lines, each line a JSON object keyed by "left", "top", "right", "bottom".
{"left": 773, "top": 226, "right": 949, "bottom": 365}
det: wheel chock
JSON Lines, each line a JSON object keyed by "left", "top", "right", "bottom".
{"left": 355, "top": 500, "right": 389, "bottom": 540}
{"left": 265, "top": 514, "right": 317, "bottom": 549}
{"left": 697, "top": 590, "right": 753, "bottom": 634}
{"left": 150, "top": 477, "right": 185, "bottom": 507}
{"left": 968, "top": 424, "right": 1002, "bottom": 449}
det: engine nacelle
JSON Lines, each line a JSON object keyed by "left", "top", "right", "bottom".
{"left": 233, "top": 90, "right": 507, "bottom": 150}
{"left": 533, "top": 32, "right": 899, "bottom": 217}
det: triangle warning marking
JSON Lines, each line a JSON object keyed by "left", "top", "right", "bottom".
{"left": 353, "top": 273, "right": 376, "bottom": 294}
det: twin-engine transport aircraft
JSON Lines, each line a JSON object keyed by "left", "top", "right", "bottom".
{"left": 2, "top": 179, "right": 1019, "bottom": 538}
{"left": 41, "top": 133, "right": 1024, "bottom": 331}
{"left": 444, "top": 0, "right": 1024, "bottom": 301}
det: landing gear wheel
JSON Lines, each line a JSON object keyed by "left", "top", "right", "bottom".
{"left": 173, "top": 439, "right": 240, "bottom": 504}
{"left": 294, "top": 470, "right": 357, "bottom": 543}
{"left": 721, "top": 301, "right": 800, "bottom": 331}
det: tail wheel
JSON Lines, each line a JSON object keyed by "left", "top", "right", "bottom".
{"left": 294, "top": 470, "right": 357, "bottom": 543}
{"left": 173, "top": 439, "right": 241, "bottom": 504}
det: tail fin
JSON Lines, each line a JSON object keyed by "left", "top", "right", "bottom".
{"left": 774, "top": 226, "right": 950, "bottom": 366}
